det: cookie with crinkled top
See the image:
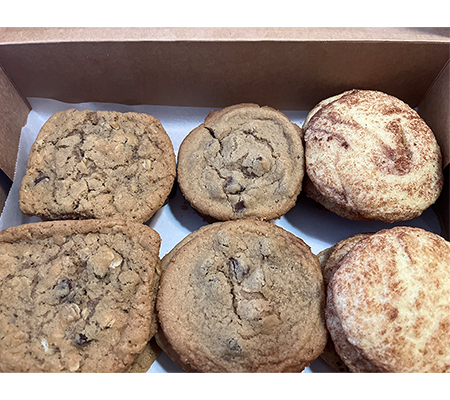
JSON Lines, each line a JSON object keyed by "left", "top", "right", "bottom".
{"left": 327, "top": 226, "right": 450, "bottom": 372}
{"left": 156, "top": 219, "right": 327, "bottom": 372}
{"left": 19, "top": 109, "right": 176, "bottom": 223}
{"left": 0, "top": 219, "right": 161, "bottom": 372}
{"left": 303, "top": 90, "right": 443, "bottom": 222}
{"left": 177, "top": 104, "right": 304, "bottom": 221}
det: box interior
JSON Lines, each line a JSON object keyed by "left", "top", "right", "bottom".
{"left": 0, "top": 28, "right": 449, "bottom": 373}
{"left": 1, "top": 27, "right": 449, "bottom": 232}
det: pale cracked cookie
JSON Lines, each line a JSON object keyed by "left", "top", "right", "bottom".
{"left": 177, "top": 104, "right": 305, "bottom": 221}
{"left": 156, "top": 220, "right": 327, "bottom": 372}
{"left": 317, "top": 233, "right": 372, "bottom": 373}
{"left": 326, "top": 226, "right": 450, "bottom": 373}
{"left": 303, "top": 90, "right": 443, "bottom": 222}
{"left": 0, "top": 219, "right": 161, "bottom": 372}
{"left": 19, "top": 109, "right": 176, "bottom": 223}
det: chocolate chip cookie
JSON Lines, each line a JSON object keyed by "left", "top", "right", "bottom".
{"left": 303, "top": 90, "right": 443, "bottom": 222}
{"left": 177, "top": 104, "right": 305, "bottom": 221}
{"left": 0, "top": 219, "right": 161, "bottom": 372}
{"left": 156, "top": 219, "right": 327, "bottom": 372}
{"left": 19, "top": 109, "right": 176, "bottom": 223}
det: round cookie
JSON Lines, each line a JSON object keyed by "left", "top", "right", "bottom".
{"left": 156, "top": 220, "right": 327, "bottom": 372}
{"left": 303, "top": 89, "right": 443, "bottom": 222}
{"left": 0, "top": 219, "right": 161, "bottom": 372}
{"left": 19, "top": 109, "right": 176, "bottom": 223}
{"left": 177, "top": 104, "right": 305, "bottom": 221}
{"left": 327, "top": 226, "right": 450, "bottom": 373}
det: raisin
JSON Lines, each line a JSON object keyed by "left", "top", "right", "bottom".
{"left": 33, "top": 175, "right": 50, "bottom": 185}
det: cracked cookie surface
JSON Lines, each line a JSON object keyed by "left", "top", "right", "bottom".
{"left": 303, "top": 90, "right": 443, "bottom": 222}
{"left": 327, "top": 227, "right": 450, "bottom": 372}
{"left": 19, "top": 109, "right": 176, "bottom": 223}
{"left": 156, "top": 220, "right": 327, "bottom": 372}
{"left": 177, "top": 104, "right": 304, "bottom": 221}
{"left": 0, "top": 219, "right": 161, "bottom": 372}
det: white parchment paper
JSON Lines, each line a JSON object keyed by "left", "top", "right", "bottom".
{"left": 0, "top": 98, "right": 442, "bottom": 373}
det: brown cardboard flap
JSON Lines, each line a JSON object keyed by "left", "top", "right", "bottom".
{"left": 0, "top": 64, "right": 30, "bottom": 180}
{"left": 419, "top": 60, "right": 450, "bottom": 168}
{"left": 0, "top": 39, "right": 448, "bottom": 112}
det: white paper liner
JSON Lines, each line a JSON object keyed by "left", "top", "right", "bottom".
{"left": 0, "top": 98, "right": 442, "bottom": 373}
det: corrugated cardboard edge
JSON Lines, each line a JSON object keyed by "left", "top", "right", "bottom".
{"left": 0, "top": 63, "right": 30, "bottom": 212}
{"left": 419, "top": 59, "right": 450, "bottom": 240}
{"left": 0, "top": 27, "right": 449, "bottom": 44}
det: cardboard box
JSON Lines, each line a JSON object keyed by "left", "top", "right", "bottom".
{"left": 0, "top": 28, "right": 448, "bottom": 228}
{"left": 1, "top": 27, "right": 449, "bottom": 235}
{"left": 0, "top": 27, "right": 449, "bottom": 373}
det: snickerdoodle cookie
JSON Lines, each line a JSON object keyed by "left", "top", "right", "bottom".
{"left": 303, "top": 90, "right": 443, "bottom": 222}
{"left": 326, "top": 226, "right": 450, "bottom": 372}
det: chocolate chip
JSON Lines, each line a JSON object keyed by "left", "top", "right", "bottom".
{"left": 33, "top": 175, "right": 50, "bottom": 185}
{"left": 234, "top": 200, "right": 245, "bottom": 212}
{"left": 74, "top": 333, "right": 91, "bottom": 346}
{"left": 229, "top": 258, "right": 250, "bottom": 282}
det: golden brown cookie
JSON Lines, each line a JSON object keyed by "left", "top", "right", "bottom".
{"left": 19, "top": 109, "right": 176, "bottom": 223}
{"left": 0, "top": 219, "right": 161, "bottom": 372}
{"left": 303, "top": 90, "right": 443, "bottom": 222}
{"left": 177, "top": 104, "right": 304, "bottom": 221}
{"left": 327, "top": 226, "right": 450, "bottom": 372}
{"left": 157, "top": 219, "right": 327, "bottom": 372}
